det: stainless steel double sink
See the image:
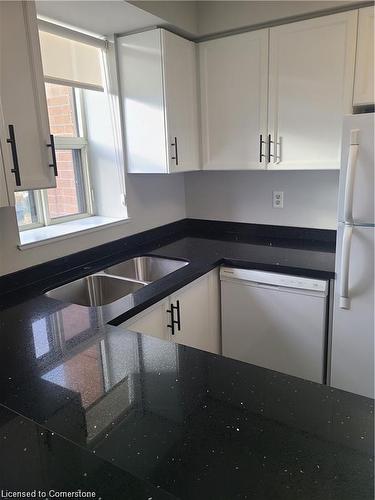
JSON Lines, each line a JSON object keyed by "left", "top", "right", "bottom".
{"left": 45, "top": 256, "right": 188, "bottom": 307}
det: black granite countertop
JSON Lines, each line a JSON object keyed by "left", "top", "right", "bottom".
{"left": 0, "top": 220, "right": 373, "bottom": 499}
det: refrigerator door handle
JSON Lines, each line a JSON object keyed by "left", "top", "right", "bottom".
{"left": 339, "top": 224, "right": 353, "bottom": 310}
{"left": 343, "top": 130, "right": 360, "bottom": 223}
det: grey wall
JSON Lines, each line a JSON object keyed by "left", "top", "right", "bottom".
{"left": 36, "top": 1, "right": 165, "bottom": 37}
{"left": 197, "top": 1, "right": 364, "bottom": 36}
{"left": 129, "top": 1, "right": 199, "bottom": 35}
{"left": 185, "top": 170, "right": 339, "bottom": 229}
{"left": 0, "top": 169, "right": 340, "bottom": 276}
{"left": 130, "top": 1, "right": 364, "bottom": 37}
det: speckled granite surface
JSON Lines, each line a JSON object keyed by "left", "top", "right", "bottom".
{"left": 1, "top": 221, "right": 372, "bottom": 499}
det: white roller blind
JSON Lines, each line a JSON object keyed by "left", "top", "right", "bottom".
{"left": 39, "top": 30, "right": 104, "bottom": 91}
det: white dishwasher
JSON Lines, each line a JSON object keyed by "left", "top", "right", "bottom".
{"left": 220, "top": 267, "right": 329, "bottom": 383}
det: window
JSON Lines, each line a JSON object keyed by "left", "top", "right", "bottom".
{"left": 14, "top": 190, "right": 39, "bottom": 228}
{"left": 15, "top": 23, "right": 104, "bottom": 231}
{"left": 16, "top": 82, "right": 93, "bottom": 230}
{"left": 15, "top": 23, "right": 127, "bottom": 241}
{"left": 44, "top": 82, "right": 92, "bottom": 222}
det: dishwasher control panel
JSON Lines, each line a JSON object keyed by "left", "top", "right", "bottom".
{"left": 220, "top": 267, "right": 328, "bottom": 293}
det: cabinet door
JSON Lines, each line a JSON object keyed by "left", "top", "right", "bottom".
{"left": 199, "top": 30, "right": 268, "bottom": 170}
{"left": 169, "top": 269, "right": 221, "bottom": 354}
{"left": 353, "top": 7, "right": 374, "bottom": 106}
{"left": 117, "top": 30, "right": 168, "bottom": 174}
{"left": 118, "top": 299, "right": 169, "bottom": 341}
{"left": 162, "top": 30, "right": 200, "bottom": 173}
{"left": 0, "top": 1, "right": 56, "bottom": 190}
{"left": 268, "top": 12, "right": 357, "bottom": 170}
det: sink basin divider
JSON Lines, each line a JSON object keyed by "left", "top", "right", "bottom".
{"left": 92, "top": 272, "right": 149, "bottom": 286}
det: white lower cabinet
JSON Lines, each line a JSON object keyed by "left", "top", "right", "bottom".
{"left": 120, "top": 298, "right": 170, "bottom": 341}
{"left": 119, "top": 269, "right": 221, "bottom": 354}
{"left": 169, "top": 269, "right": 221, "bottom": 353}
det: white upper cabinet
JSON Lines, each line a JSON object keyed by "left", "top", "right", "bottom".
{"left": 353, "top": 7, "right": 374, "bottom": 106}
{"left": 0, "top": 1, "right": 56, "bottom": 191}
{"left": 267, "top": 12, "right": 357, "bottom": 170}
{"left": 117, "top": 29, "right": 200, "bottom": 173}
{"left": 162, "top": 30, "right": 200, "bottom": 173}
{"left": 199, "top": 12, "right": 357, "bottom": 171}
{"left": 199, "top": 30, "right": 269, "bottom": 170}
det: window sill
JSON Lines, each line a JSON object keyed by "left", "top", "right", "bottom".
{"left": 18, "top": 216, "right": 130, "bottom": 250}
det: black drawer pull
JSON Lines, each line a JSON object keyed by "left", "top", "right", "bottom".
{"left": 259, "top": 134, "right": 266, "bottom": 162}
{"left": 6, "top": 125, "right": 21, "bottom": 186}
{"left": 267, "top": 134, "right": 274, "bottom": 163}
{"left": 171, "top": 137, "right": 179, "bottom": 166}
{"left": 175, "top": 300, "right": 181, "bottom": 331}
{"left": 167, "top": 302, "right": 180, "bottom": 335}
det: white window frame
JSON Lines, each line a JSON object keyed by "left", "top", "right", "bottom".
{"left": 15, "top": 190, "right": 43, "bottom": 231}
{"left": 39, "top": 137, "right": 93, "bottom": 226}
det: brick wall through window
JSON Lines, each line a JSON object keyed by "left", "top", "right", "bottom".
{"left": 45, "top": 83, "right": 83, "bottom": 218}
{"left": 46, "top": 83, "right": 77, "bottom": 137}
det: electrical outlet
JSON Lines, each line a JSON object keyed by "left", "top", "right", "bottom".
{"left": 272, "top": 191, "right": 284, "bottom": 208}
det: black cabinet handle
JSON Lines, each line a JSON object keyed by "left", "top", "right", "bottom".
{"left": 171, "top": 137, "right": 179, "bottom": 166}
{"left": 259, "top": 134, "right": 266, "bottom": 162}
{"left": 47, "top": 134, "right": 58, "bottom": 177}
{"left": 167, "top": 306, "right": 175, "bottom": 335}
{"left": 167, "top": 302, "right": 179, "bottom": 335}
{"left": 6, "top": 125, "right": 21, "bottom": 186}
{"left": 267, "top": 134, "right": 274, "bottom": 163}
{"left": 175, "top": 300, "right": 181, "bottom": 331}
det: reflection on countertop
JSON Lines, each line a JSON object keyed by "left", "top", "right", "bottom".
{"left": 0, "top": 302, "right": 373, "bottom": 499}
{"left": 0, "top": 403, "right": 176, "bottom": 499}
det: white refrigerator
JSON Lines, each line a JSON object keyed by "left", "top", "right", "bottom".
{"left": 331, "top": 113, "right": 374, "bottom": 399}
